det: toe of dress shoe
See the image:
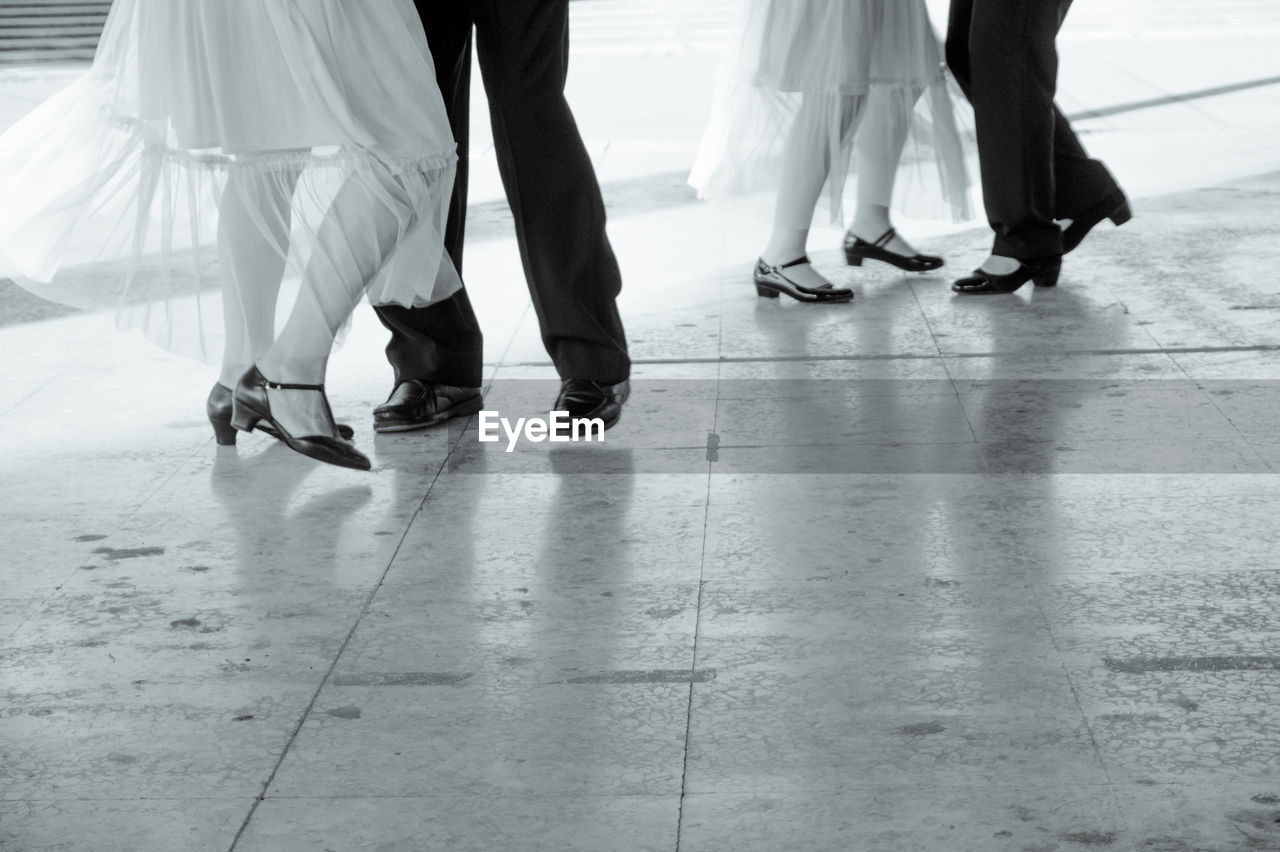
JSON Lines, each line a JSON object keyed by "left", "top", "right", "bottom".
{"left": 374, "top": 380, "right": 483, "bottom": 431}
{"left": 553, "top": 379, "right": 629, "bottom": 429}
{"left": 374, "top": 379, "right": 428, "bottom": 416}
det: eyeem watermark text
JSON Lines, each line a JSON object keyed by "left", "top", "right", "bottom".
{"left": 478, "top": 410, "right": 605, "bottom": 452}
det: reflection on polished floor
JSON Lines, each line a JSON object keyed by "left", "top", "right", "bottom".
{"left": 4, "top": 166, "right": 1280, "bottom": 850}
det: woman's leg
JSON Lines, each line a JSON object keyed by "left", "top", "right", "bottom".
{"left": 849, "top": 84, "right": 922, "bottom": 256}
{"left": 761, "top": 93, "right": 866, "bottom": 289}
{"left": 217, "top": 163, "right": 299, "bottom": 389}
{"left": 254, "top": 166, "right": 413, "bottom": 438}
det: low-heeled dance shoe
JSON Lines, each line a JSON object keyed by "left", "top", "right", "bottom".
{"left": 1062, "top": 193, "right": 1132, "bottom": 254}
{"left": 230, "top": 367, "right": 371, "bottom": 471}
{"left": 753, "top": 257, "right": 853, "bottom": 303}
{"left": 552, "top": 378, "right": 630, "bottom": 433}
{"left": 843, "top": 227, "right": 944, "bottom": 273}
{"left": 207, "top": 383, "right": 353, "bottom": 445}
{"left": 951, "top": 256, "right": 1063, "bottom": 295}
{"left": 372, "top": 379, "right": 483, "bottom": 433}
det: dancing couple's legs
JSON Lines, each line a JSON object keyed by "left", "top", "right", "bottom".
{"left": 946, "top": 0, "right": 1126, "bottom": 281}
{"left": 374, "top": 0, "right": 630, "bottom": 433}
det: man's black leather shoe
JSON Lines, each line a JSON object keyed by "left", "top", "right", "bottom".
{"left": 373, "top": 380, "right": 483, "bottom": 433}
{"left": 552, "top": 379, "right": 630, "bottom": 433}
{"left": 1062, "top": 192, "right": 1132, "bottom": 254}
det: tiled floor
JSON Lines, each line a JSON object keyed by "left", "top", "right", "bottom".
{"left": 4, "top": 3, "right": 1280, "bottom": 850}
{"left": 4, "top": 167, "right": 1280, "bottom": 850}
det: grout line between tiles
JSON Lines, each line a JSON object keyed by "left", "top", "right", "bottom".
{"left": 226, "top": 453, "right": 455, "bottom": 851}
{"left": 674, "top": 293, "right": 722, "bottom": 852}
{"left": 486, "top": 342, "right": 1280, "bottom": 370}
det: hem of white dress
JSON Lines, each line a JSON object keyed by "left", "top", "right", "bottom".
{"left": 751, "top": 70, "right": 949, "bottom": 96}
{"left": 99, "top": 110, "right": 458, "bottom": 177}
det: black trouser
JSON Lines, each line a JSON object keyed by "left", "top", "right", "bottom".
{"left": 375, "top": 1, "right": 630, "bottom": 387}
{"left": 946, "top": 0, "right": 1123, "bottom": 260}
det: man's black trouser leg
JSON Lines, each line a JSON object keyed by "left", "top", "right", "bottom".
{"left": 375, "top": 3, "right": 483, "bottom": 388}
{"left": 471, "top": 0, "right": 629, "bottom": 383}
{"left": 946, "top": 0, "right": 1122, "bottom": 260}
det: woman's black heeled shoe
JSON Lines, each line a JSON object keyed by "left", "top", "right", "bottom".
{"left": 1062, "top": 194, "right": 1131, "bottom": 254}
{"left": 951, "top": 256, "right": 1062, "bottom": 294}
{"left": 753, "top": 257, "right": 853, "bottom": 303}
{"left": 843, "top": 227, "right": 944, "bottom": 272}
{"left": 207, "top": 382, "right": 353, "bottom": 445}
{"left": 208, "top": 384, "right": 239, "bottom": 446}
{"left": 230, "top": 367, "right": 371, "bottom": 471}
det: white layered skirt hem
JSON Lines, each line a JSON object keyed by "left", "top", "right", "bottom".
{"left": 689, "top": 0, "right": 974, "bottom": 223}
{"left": 0, "top": 0, "right": 459, "bottom": 364}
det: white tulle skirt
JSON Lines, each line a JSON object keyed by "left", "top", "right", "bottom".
{"left": 689, "top": 0, "right": 973, "bottom": 223}
{"left": 0, "top": 0, "right": 459, "bottom": 364}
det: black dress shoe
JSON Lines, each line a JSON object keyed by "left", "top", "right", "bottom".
{"left": 372, "top": 379, "right": 483, "bottom": 433}
{"left": 753, "top": 257, "right": 853, "bottom": 303}
{"left": 843, "top": 227, "right": 944, "bottom": 272}
{"left": 208, "top": 382, "right": 353, "bottom": 445}
{"left": 553, "top": 378, "right": 630, "bottom": 433}
{"left": 951, "top": 255, "right": 1063, "bottom": 294}
{"left": 231, "top": 367, "right": 371, "bottom": 471}
{"left": 1062, "top": 192, "right": 1131, "bottom": 253}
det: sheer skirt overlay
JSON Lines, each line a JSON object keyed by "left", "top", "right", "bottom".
{"left": 0, "top": 0, "right": 459, "bottom": 364}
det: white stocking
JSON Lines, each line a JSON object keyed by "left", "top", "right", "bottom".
{"left": 762, "top": 94, "right": 866, "bottom": 287}
{"left": 850, "top": 86, "right": 922, "bottom": 255}
{"left": 257, "top": 165, "right": 415, "bottom": 436}
{"left": 217, "top": 160, "right": 300, "bottom": 388}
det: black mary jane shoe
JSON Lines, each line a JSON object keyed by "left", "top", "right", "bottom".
{"left": 753, "top": 257, "right": 853, "bottom": 303}
{"left": 951, "top": 256, "right": 1063, "bottom": 295}
{"left": 230, "top": 367, "right": 371, "bottom": 471}
{"left": 1062, "top": 193, "right": 1132, "bottom": 254}
{"left": 843, "top": 227, "right": 944, "bottom": 273}
{"left": 207, "top": 382, "right": 353, "bottom": 445}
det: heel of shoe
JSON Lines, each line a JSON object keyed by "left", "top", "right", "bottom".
{"left": 845, "top": 252, "right": 863, "bottom": 267}
{"left": 210, "top": 418, "right": 238, "bottom": 446}
{"left": 230, "top": 405, "right": 260, "bottom": 434}
{"left": 1109, "top": 200, "right": 1133, "bottom": 227}
{"left": 755, "top": 283, "right": 779, "bottom": 298}
{"left": 1032, "top": 263, "right": 1062, "bottom": 288}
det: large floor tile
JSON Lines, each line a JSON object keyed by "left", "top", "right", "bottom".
{"left": 678, "top": 787, "right": 1125, "bottom": 852}
{"left": 0, "top": 678, "right": 318, "bottom": 800}
{"left": 267, "top": 681, "right": 691, "bottom": 798}
{"left": 708, "top": 441, "right": 991, "bottom": 474}
{"left": 337, "top": 580, "right": 701, "bottom": 683}
{"left": 237, "top": 794, "right": 679, "bottom": 852}
{"left": 714, "top": 385, "right": 975, "bottom": 449}
{"left": 384, "top": 477, "right": 709, "bottom": 590}
{"left": 1038, "top": 570, "right": 1280, "bottom": 785}
{"left": 702, "top": 474, "right": 1028, "bottom": 582}
{"left": 0, "top": 798, "right": 250, "bottom": 852}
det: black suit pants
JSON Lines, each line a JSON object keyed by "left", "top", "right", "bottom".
{"left": 946, "top": 0, "right": 1123, "bottom": 259}
{"left": 376, "top": 0, "right": 630, "bottom": 386}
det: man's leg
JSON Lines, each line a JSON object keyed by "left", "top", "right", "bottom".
{"left": 470, "top": 0, "right": 629, "bottom": 391}
{"left": 1050, "top": 0, "right": 1124, "bottom": 225}
{"left": 963, "top": 0, "right": 1066, "bottom": 260}
{"left": 944, "top": 0, "right": 975, "bottom": 100}
{"left": 372, "top": 4, "right": 484, "bottom": 431}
